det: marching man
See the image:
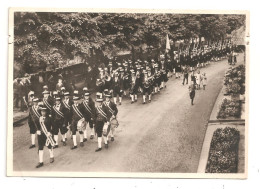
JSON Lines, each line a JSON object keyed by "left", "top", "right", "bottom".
{"left": 81, "top": 91, "right": 96, "bottom": 141}
{"left": 111, "top": 72, "right": 123, "bottom": 105}
{"left": 104, "top": 92, "right": 118, "bottom": 142}
{"left": 93, "top": 93, "right": 110, "bottom": 152}
{"left": 70, "top": 96, "right": 86, "bottom": 149}
{"left": 62, "top": 92, "right": 73, "bottom": 140}
{"left": 28, "top": 98, "right": 41, "bottom": 149}
{"left": 142, "top": 71, "right": 152, "bottom": 104}
{"left": 51, "top": 97, "right": 68, "bottom": 147}
{"left": 36, "top": 106, "right": 55, "bottom": 168}
{"left": 42, "top": 90, "right": 53, "bottom": 117}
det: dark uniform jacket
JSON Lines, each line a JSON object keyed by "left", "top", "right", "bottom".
{"left": 103, "top": 101, "right": 118, "bottom": 120}
{"left": 51, "top": 104, "right": 68, "bottom": 125}
{"left": 42, "top": 96, "right": 53, "bottom": 115}
{"left": 70, "top": 103, "right": 85, "bottom": 124}
{"left": 81, "top": 98, "right": 95, "bottom": 122}
{"left": 28, "top": 105, "right": 41, "bottom": 130}
{"left": 93, "top": 104, "right": 110, "bottom": 123}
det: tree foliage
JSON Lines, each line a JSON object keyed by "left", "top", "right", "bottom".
{"left": 14, "top": 12, "right": 245, "bottom": 76}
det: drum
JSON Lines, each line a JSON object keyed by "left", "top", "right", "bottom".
{"left": 77, "top": 118, "right": 86, "bottom": 132}
{"left": 102, "top": 123, "right": 111, "bottom": 137}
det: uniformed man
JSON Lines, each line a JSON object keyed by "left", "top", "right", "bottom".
{"left": 28, "top": 98, "right": 41, "bottom": 149}
{"left": 81, "top": 91, "right": 96, "bottom": 141}
{"left": 51, "top": 97, "right": 68, "bottom": 147}
{"left": 42, "top": 90, "right": 53, "bottom": 117}
{"left": 142, "top": 71, "right": 152, "bottom": 104}
{"left": 93, "top": 93, "right": 110, "bottom": 152}
{"left": 62, "top": 91, "right": 73, "bottom": 141}
{"left": 129, "top": 71, "right": 138, "bottom": 104}
{"left": 36, "top": 106, "right": 55, "bottom": 168}
{"left": 103, "top": 92, "right": 118, "bottom": 142}
{"left": 70, "top": 96, "right": 85, "bottom": 149}
{"left": 111, "top": 72, "right": 123, "bottom": 105}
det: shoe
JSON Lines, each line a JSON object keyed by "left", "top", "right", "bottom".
{"left": 105, "top": 144, "right": 108, "bottom": 149}
{"left": 71, "top": 145, "right": 77, "bottom": 150}
{"left": 143, "top": 102, "right": 146, "bottom": 104}
{"left": 95, "top": 148, "right": 102, "bottom": 152}
{"left": 83, "top": 138, "right": 87, "bottom": 142}
{"left": 29, "top": 144, "right": 36, "bottom": 149}
{"left": 54, "top": 145, "right": 58, "bottom": 149}
{"left": 148, "top": 100, "right": 151, "bottom": 103}
{"left": 90, "top": 135, "right": 94, "bottom": 140}
{"left": 135, "top": 99, "right": 137, "bottom": 102}
{"left": 111, "top": 137, "right": 114, "bottom": 141}
{"left": 119, "top": 102, "right": 121, "bottom": 105}
{"left": 50, "top": 157, "right": 54, "bottom": 163}
{"left": 80, "top": 142, "right": 84, "bottom": 147}
{"left": 63, "top": 141, "right": 66, "bottom": 146}
{"left": 36, "top": 162, "right": 44, "bottom": 168}
{"left": 165, "top": 86, "right": 166, "bottom": 88}
{"left": 131, "top": 101, "right": 134, "bottom": 104}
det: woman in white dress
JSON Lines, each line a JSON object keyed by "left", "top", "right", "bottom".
{"left": 195, "top": 70, "right": 201, "bottom": 90}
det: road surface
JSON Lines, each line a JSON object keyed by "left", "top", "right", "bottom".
{"left": 12, "top": 54, "right": 244, "bottom": 173}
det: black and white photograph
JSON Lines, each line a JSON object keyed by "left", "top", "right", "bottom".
{"left": 7, "top": 8, "right": 249, "bottom": 178}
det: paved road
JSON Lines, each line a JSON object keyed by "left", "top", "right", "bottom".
{"left": 12, "top": 55, "right": 243, "bottom": 173}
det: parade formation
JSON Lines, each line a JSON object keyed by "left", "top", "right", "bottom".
{"left": 16, "top": 40, "right": 240, "bottom": 168}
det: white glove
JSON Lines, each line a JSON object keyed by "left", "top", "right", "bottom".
{"left": 37, "top": 130, "right": 41, "bottom": 135}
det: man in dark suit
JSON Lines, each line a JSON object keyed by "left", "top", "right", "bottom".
{"left": 36, "top": 106, "right": 55, "bottom": 168}
{"left": 93, "top": 93, "right": 110, "bottom": 151}
{"left": 51, "top": 97, "right": 68, "bottom": 147}
{"left": 42, "top": 90, "right": 53, "bottom": 117}
{"left": 70, "top": 96, "right": 85, "bottom": 149}
{"left": 81, "top": 91, "right": 96, "bottom": 141}
{"left": 103, "top": 92, "right": 118, "bottom": 142}
{"left": 28, "top": 98, "right": 41, "bottom": 149}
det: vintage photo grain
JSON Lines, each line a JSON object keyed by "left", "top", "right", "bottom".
{"left": 7, "top": 8, "right": 249, "bottom": 178}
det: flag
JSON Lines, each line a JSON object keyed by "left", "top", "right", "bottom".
{"left": 166, "top": 34, "right": 170, "bottom": 51}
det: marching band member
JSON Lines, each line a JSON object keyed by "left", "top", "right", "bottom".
{"left": 104, "top": 68, "right": 112, "bottom": 91}
{"left": 81, "top": 91, "right": 96, "bottom": 140}
{"left": 111, "top": 72, "right": 123, "bottom": 105}
{"left": 93, "top": 93, "right": 110, "bottom": 152}
{"left": 104, "top": 92, "right": 118, "bottom": 142}
{"left": 62, "top": 91, "right": 73, "bottom": 140}
{"left": 42, "top": 90, "right": 53, "bottom": 117}
{"left": 70, "top": 96, "right": 86, "bottom": 149}
{"left": 36, "top": 106, "right": 55, "bottom": 168}
{"left": 154, "top": 64, "right": 161, "bottom": 93}
{"left": 51, "top": 97, "right": 68, "bottom": 147}
{"left": 28, "top": 98, "right": 41, "bottom": 149}
{"left": 142, "top": 71, "right": 152, "bottom": 104}
{"left": 130, "top": 71, "right": 138, "bottom": 104}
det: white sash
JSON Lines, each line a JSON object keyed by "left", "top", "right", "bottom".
{"left": 43, "top": 98, "right": 51, "bottom": 110}
{"left": 97, "top": 106, "right": 107, "bottom": 119}
{"left": 72, "top": 104, "right": 83, "bottom": 119}
{"left": 53, "top": 105, "right": 64, "bottom": 118}
{"left": 83, "top": 101, "right": 93, "bottom": 115}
